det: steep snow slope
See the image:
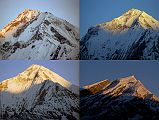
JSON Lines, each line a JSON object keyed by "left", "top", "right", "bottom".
{"left": 80, "top": 76, "right": 159, "bottom": 120}
{"left": 81, "top": 9, "right": 159, "bottom": 60}
{"left": 0, "top": 9, "right": 79, "bottom": 60}
{"left": 0, "top": 64, "right": 79, "bottom": 120}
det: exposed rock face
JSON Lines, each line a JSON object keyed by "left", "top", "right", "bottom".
{"left": 80, "top": 76, "right": 159, "bottom": 120}
{"left": 81, "top": 9, "right": 159, "bottom": 60}
{"left": 0, "top": 64, "right": 79, "bottom": 120}
{"left": 0, "top": 9, "right": 79, "bottom": 60}
{"left": 81, "top": 80, "right": 111, "bottom": 95}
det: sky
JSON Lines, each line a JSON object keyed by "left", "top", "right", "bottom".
{"left": 80, "top": 0, "right": 159, "bottom": 37}
{"left": 0, "top": 0, "right": 79, "bottom": 29}
{"left": 80, "top": 61, "right": 159, "bottom": 97}
{"left": 0, "top": 60, "right": 79, "bottom": 86}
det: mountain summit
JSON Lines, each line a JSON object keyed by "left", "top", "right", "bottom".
{"left": 81, "top": 9, "right": 159, "bottom": 60}
{"left": 81, "top": 76, "right": 159, "bottom": 100}
{"left": 0, "top": 9, "right": 79, "bottom": 60}
{"left": 100, "top": 9, "right": 159, "bottom": 31}
{"left": 0, "top": 64, "right": 79, "bottom": 120}
{"left": 0, "top": 9, "right": 40, "bottom": 35}
{"left": 0, "top": 64, "right": 78, "bottom": 94}
{"left": 80, "top": 76, "right": 159, "bottom": 120}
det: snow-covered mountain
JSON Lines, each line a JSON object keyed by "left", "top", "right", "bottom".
{"left": 0, "top": 9, "right": 79, "bottom": 60}
{"left": 80, "top": 76, "right": 159, "bottom": 120}
{"left": 0, "top": 64, "right": 79, "bottom": 120}
{"left": 81, "top": 9, "right": 159, "bottom": 60}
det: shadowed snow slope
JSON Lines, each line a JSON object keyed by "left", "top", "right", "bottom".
{"left": 80, "top": 76, "right": 159, "bottom": 120}
{"left": 0, "top": 64, "right": 79, "bottom": 120}
{"left": 0, "top": 9, "right": 79, "bottom": 60}
{"left": 81, "top": 9, "right": 159, "bottom": 60}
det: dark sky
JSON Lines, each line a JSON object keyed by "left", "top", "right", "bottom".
{"left": 80, "top": 61, "right": 159, "bottom": 97}
{"left": 0, "top": 0, "right": 79, "bottom": 29}
{"left": 0, "top": 60, "right": 79, "bottom": 86}
{"left": 80, "top": 0, "right": 159, "bottom": 37}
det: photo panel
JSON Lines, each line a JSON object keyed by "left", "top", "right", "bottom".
{"left": 0, "top": 0, "right": 79, "bottom": 60}
{"left": 80, "top": 0, "right": 159, "bottom": 60}
{"left": 0, "top": 60, "right": 79, "bottom": 120}
{"left": 80, "top": 60, "right": 159, "bottom": 119}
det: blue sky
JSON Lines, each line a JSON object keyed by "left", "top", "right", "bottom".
{"left": 0, "top": 0, "right": 79, "bottom": 29}
{"left": 80, "top": 0, "right": 159, "bottom": 37}
{"left": 0, "top": 60, "right": 79, "bottom": 86}
{"left": 80, "top": 61, "right": 159, "bottom": 97}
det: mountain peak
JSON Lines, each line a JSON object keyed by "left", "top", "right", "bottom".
{"left": 0, "top": 64, "right": 79, "bottom": 95}
{"left": 81, "top": 76, "right": 158, "bottom": 100}
{"left": 20, "top": 64, "right": 56, "bottom": 81}
{"left": 81, "top": 76, "right": 159, "bottom": 119}
{"left": 28, "top": 64, "right": 42, "bottom": 69}
{"left": 127, "top": 8, "right": 143, "bottom": 14}
{"left": 0, "top": 8, "right": 79, "bottom": 60}
{"left": 118, "top": 75, "right": 138, "bottom": 83}
{"left": 23, "top": 9, "right": 38, "bottom": 12}
{"left": 102, "top": 76, "right": 159, "bottom": 100}
{"left": 0, "top": 64, "right": 73, "bottom": 91}
{"left": 0, "top": 66, "right": 79, "bottom": 120}
{"left": 100, "top": 8, "right": 159, "bottom": 31}
{"left": 129, "top": 8, "right": 141, "bottom": 11}
{"left": 1, "top": 9, "right": 40, "bottom": 34}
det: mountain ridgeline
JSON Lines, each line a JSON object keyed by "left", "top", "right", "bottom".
{"left": 81, "top": 9, "right": 159, "bottom": 60}
{"left": 0, "top": 9, "right": 79, "bottom": 60}
{"left": 80, "top": 76, "right": 159, "bottom": 120}
{"left": 0, "top": 64, "right": 79, "bottom": 120}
